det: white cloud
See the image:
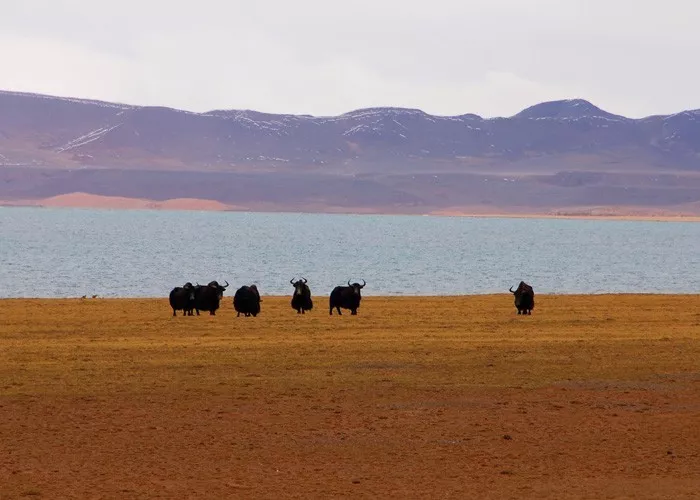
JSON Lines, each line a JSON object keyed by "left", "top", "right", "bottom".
{"left": 1, "top": 0, "right": 699, "bottom": 117}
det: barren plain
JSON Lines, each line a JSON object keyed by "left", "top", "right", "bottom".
{"left": 1, "top": 295, "right": 699, "bottom": 499}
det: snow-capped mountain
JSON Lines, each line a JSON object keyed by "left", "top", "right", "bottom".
{"left": 1, "top": 90, "right": 700, "bottom": 214}
{"left": 3, "top": 89, "right": 700, "bottom": 170}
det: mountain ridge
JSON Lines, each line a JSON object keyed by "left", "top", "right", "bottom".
{"left": 1, "top": 89, "right": 700, "bottom": 215}
{"left": 3, "top": 89, "right": 694, "bottom": 120}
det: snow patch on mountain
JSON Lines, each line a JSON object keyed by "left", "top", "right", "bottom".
{"left": 664, "top": 110, "right": 700, "bottom": 122}
{"left": 56, "top": 124, "right": 122, "bottom": 152}
{"left": 340, "top": 107, "right": 427, "bottom": 119}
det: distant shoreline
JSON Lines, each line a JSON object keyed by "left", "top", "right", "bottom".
{"left": 429, "top": 211, "right": 700, "bottom": 223}
{"left": 1, "top": 192, "right": 699, "bottom": 222}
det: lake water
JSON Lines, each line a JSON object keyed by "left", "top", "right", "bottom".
{"left": 0, "top": 207, "right": 698, "bottom": 298}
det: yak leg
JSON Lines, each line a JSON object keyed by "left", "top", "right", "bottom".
{"left": 517, "top": 310, "right": 522, "bottom": 315}
{"left": 351, "top": 309, "right": 357, "bottom": 315}
{"left": 172, "top": 309, "right": 177, "bottom": 317}
{"left": 527, "top": 310, "right": 532, "bottom": 315}
{"left": 301, "top": 309, "right": 305, "bottom": 314}
{"left": 196, "top": 309, "right": 200, "bottom": 316}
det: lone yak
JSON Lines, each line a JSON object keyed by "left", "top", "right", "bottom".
{"left": 510, "top": 281, "right": 534, "bottom": 315}
{"left": 329, "top": 280, "right": 366, "bottom": 315}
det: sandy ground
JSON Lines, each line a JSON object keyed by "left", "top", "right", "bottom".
{"left": 1, "top": 295, "right": 699, "bottom": 499}
{"left": 2, "top": 193, "right": 700, "bottom": 221}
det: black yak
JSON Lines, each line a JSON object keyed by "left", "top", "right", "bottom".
{"left": 510, "top": 281, "right": 534, "bottom": 315}
{"left": 329, "top": 280, "right": 365, "bottom": 315}
{"left": 233, "top": 284, "right": 261, "bottom": 317}
{"left": 169, "top": 282, "right": 196, "bottom": 316}
{"left": 290, "top": 278, "right": 313, "bottom": 314}
{"left": 194, "top": 280, "right": 228, "bottom": 316}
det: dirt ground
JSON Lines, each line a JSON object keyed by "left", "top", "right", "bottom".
{"left": 1, "top": 295, "right": 699, "bottom": 499}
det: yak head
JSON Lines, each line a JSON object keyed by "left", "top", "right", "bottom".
{"left": 208, "top": 280, "right": 229, "bottom": 299}
{"left": 249, "top": 284, "right": 260, "bottom": 300}
{"left": 290, "top": 277, "right": 308, "bottom": 296}
{"left": 348, "top": 279, "right": 366, "bottom": 297}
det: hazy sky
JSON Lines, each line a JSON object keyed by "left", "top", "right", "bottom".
{"left": 1, "top": 0, "right": 697, "bottom": 117}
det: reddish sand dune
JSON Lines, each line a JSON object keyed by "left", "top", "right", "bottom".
{"left": 35, "top": 192, "right": 233, "bottom": 211}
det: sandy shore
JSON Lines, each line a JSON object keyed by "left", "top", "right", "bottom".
{"left": 1, "top": 295, "right": 699, "bottom": 499}
{"left": 429, "top": 210, "right": 700, "bottom": 222}
{"left": 2, "top": 192, "right": 700, "bottom": 221}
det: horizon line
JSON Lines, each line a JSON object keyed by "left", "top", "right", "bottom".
{"left": 1, "top": 88, "right": 697, "bottom": 121}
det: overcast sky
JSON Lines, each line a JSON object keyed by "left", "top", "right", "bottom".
{"left": 0, "top": 0, "right": 697, "bottom": 117}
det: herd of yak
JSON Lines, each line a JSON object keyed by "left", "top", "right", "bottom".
{"left": 169, "top": 279, "right": 535, "bottom": 317}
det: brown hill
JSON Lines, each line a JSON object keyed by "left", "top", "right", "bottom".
{"left": 1, "top": 90, "right": 700, "bottom": 215}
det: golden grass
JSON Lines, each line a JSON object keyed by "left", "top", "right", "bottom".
{"left": 1, "top": 295, "right": 699, "bottom": 499}
{"left": 2, "top": 295, "right": 699, "bottom": 396}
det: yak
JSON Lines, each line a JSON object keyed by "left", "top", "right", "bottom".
{"left": 169, "top": 282, "right": 196, "bottom": 316}
{"left": 329, "top": 279, "right": 365, "bottom": 315}
{"left": 193, "top": 280, "right": 229, "bottom": 316}
{"left": 290, "top": 278, "right": 313, "bottom": 314}
{"left": 510, "top": 281, "right": 534, "bottom": 315}
{"left": 233, "top": 284, "right": 261, "bottom": 317}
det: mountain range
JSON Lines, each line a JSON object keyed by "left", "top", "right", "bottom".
{"left": 1, "top": 89, "right": 700, "bottom": 216}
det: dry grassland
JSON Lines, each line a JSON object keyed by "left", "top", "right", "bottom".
{"left": 1, "top": 295, "right": 699, "bottom": 499}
